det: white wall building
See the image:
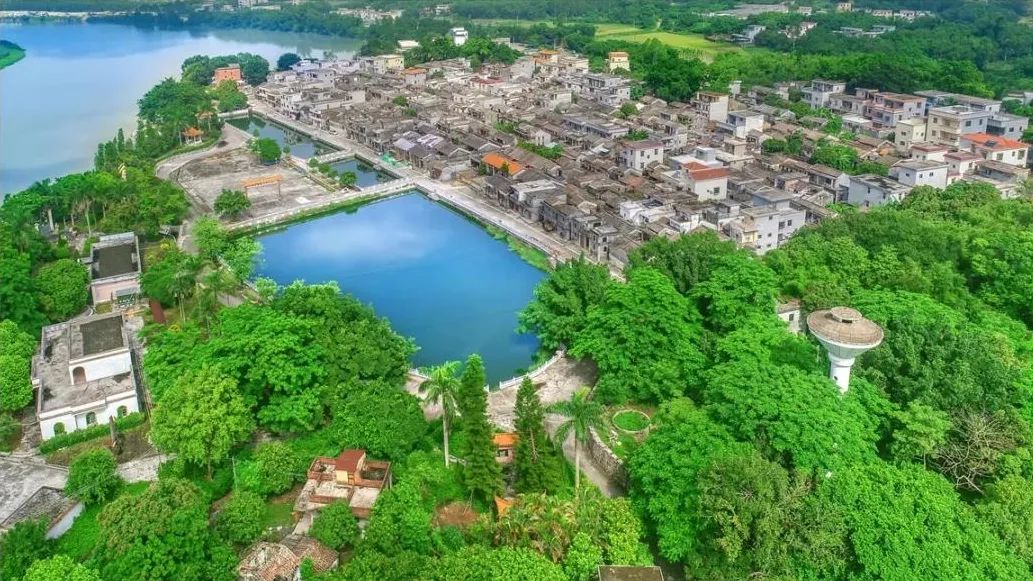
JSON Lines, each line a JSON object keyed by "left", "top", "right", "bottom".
{"left": 33, "top": 313, "right": 140, "bottom": 440}
{"left": 450, "top": 27, "right": 469, "bottom": 47}
{"left": 890, "top": 159, "right": 948, "bottom": 189}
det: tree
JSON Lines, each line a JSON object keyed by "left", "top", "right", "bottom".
{"left": 0, "top": 319, "right": 35, "bottom": 412}
{"left": 66, "top": 448, "right": 123, "bottom": 505}
{"left": 309, "top": 501, "right": 360, "bottom": 549}
{"left": 420, "top": 361, "right": 461, "bottom": 467}
{"left": 0, "top": 519, "right": 52, "bottom": 581}
{"left": 494, "top": 492, "right": 577, "bottom": 561}
{"left": 571, "top": 267, "right": 706, "bottom": 403}
{"left": 250, "top": 137, "right": 282, "bottom": 164}
{"left": 150, "top": 366, "right": 253, "bottom": 479}
{"left": 213, "top": 189, "right": 251, "bottom": 220}
{"left": 217, "top": 491, "right": 265, "bottom": 545}
{"left": 35, "top": 258, "right": 89, "bottom": 321}
{"left": 193, "top": 215, "right": 228, "bottom": 262}
{"left": 889, "top": 401, "right": 951, "bottom": 465}
{"left": 626, "top": 231, "right": 737, "bottom": 295}
{"left": 975, "top": 475, "right": 1033, "bottom": 568}
{"left": 933, "top": 409, "right": 1022, "bottom": 492}
{"left": 95, "top": 478, "right": 237, "bottom": 581}
{"left": 514, "top": 377, "right": 564, "bottom": 494}
{"left": 23, "top": 555, "right": 101, "bottom": 581}
{"left": 456, "top": 354, "right": 502, "bottom": 502}
{"left": 549, "top": 387, "right": 604, "bottom": 492}
{"left": 339, "top": 171, "right": 358, "bottom": 188}
{"left": 819, "top": 461, "right": 1027, "bottom": 580}
{"left": 518, "top": 256, "right": 610, "bottom": 351}
{"left": 434, "top": 546, "right": 566, "bottom": 581}
{"left": 628, "top": 398, "right": 750, "bottom": 564}
{"left": 330, "top": 380, "right": 426, "bottom": 461}
{"left": 140, "top": 243, "right": 199, "bottom": 309}
{"left": 277, "top": 52, "right": 302, "bottom": 71}
{"left": 690, "top": 251, "right": 778, "bottom": 333}
{"left": 363, "top": 481, "right": 433, "bottom": 555}
{"left": 253, "top": 441, "right": 302, "bottom": 496}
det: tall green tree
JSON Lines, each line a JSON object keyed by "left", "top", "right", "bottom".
{"left": 518, "top": 256, "right": 610, "bottom": 351}
{"left": 309, "top": 501, "right": 360, "bottom": 550}
{"left": 572, "top": 267, "right": 706, "bottom": 403}
{"left": 420, "top": 361, "right": 462, "bottom": 467}
{"left": 457, "top": 354, "right": 502, "bottom": 502}
{"left": 23, "top": 555, "right": 101, "bottom": 581}
{"left": 0, "top": 319, "right": 35, "bottom": 412}
{"left": 549, "top": 387, "right": 605, "bottom": 493}
{"left": 150, "top": 366, "right": 253, "bottom": 479}
{"left": 514, "top": 377, "right": 564, "bottom": 494}
{"left": 213, "top": 189, "right": 251, "bottom": 220}
{"left": 35, "top": 258, "right": 89, "bottom": 321}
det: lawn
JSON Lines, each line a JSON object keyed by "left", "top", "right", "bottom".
{"left": 56, "top": 481, "right": 150, "bottom": 562}
{"left": 593, "top": 24, "right": 742, "bottom": 60}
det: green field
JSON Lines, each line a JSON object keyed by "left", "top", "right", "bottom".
{"left": 0, "top": 42, "right": 25, "bottom": 70}
{"left": 472, "top": 19, "right": 741, "bottom": 61}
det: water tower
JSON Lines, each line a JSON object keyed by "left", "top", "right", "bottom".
{"left": 807, "top": 307, "right": 883, "bottom": 393}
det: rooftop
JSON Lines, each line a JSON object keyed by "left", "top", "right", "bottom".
{"left": 599, "top": 566, "right": 665, "bottom": 581}
{"left": 78, "top": 316, "right": 125, "bottom": 357}
{"left": 91, "top": 236, "right": 139, "bottom": 280}
{"left": 807, "top": 307, "right": 883, "bottom": 346}
{"left": 962, "top": 133, "right": 1027, "bottom": 151}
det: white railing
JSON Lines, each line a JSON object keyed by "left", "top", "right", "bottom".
{"left": 496, "top": 349, "right": 565, "bottom": 391}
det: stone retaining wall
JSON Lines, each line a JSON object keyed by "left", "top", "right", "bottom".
{"left": 587, "top": 426, "right": 628, "bottom": 490}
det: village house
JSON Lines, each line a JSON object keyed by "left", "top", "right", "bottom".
{"left": 212, "top": 63, "right": 242, "bottom": 84}
{"left": 237, "top": 536, "right": 338, "bottom": 581}
{"left": 33, "top": 312, "right": 141, "bottom": 441}
{"left": 926, "top": 105, "right": 991, "bottom": 147}
{"left": 846, "top": 174, "right": 912, "bottom": 208}
{"left": 86, "top": 232, "right": 142, "bottom": 305}
{"left": 607, "top": 51, "right": 630, "bottom": 72}
{"left": 293, "top": 449, "right": 392, "bottom": 523}
{"left": 493, "top": 432, "right": 518, "bottom": 464}
{"left": 959, "top": 133, "right": 1029, "bottom": 167}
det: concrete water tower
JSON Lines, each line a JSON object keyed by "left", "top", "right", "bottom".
{"left": 807, "top": 307, "right": 883, "bottom": 393}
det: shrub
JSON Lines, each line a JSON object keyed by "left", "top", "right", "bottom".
{"left": 309, "top": 501, "right": 359, "bottom": 550}
{"left": 40, "top": 413, "right": 146, "bottom": 455}
{"left": 253, "top": 441, "right": 303, "bottom": 496}
{"left": 218, "top": 491, "right": 265, "bottom": 545}
{"left": 66, "top": 449, "right": 123, "bottom": 505}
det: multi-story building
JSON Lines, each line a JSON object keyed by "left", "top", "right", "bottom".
{"left": 87, "top": 233, "right": 141, "bottom": 305}
{"left": 846, "top": 174, "right": 911, "bottom": 208}
{"left": 619, "top": 140, "right": 665, "bottom": 171}
{"left": 960, "top": 133, "right": 1029, "bottom": 167}
{"left": 450, "top": 27, "right": 468, "bottom": 46}
{"left": 802, "top": 79, "right": 846, "bottom": 109}
{"left": 894, "top": 117, "right": 927, "bottom": 151}
{"left": 33, "top": 313, "right": 141, "bottom": 441}
{"left": 607, "top": 51, "right": 630, "bottom": 72}
{"left": 692, "top": 91, "right": 729, "bottom": 123}
{"left": 987, "top": 112, "right": 1029, "bottom": 140}
{"left": 866, "top": 92, "right": 925, "bottom": 127}
{"left": 926, "top": 105, "right": 991, "bottom": 147}
{"left": 562, "top": 73, "right": 631, "bottom": 107}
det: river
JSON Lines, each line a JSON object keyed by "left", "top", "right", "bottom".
{"left": 0, "top": 21, "right": 361, "bottom": 194}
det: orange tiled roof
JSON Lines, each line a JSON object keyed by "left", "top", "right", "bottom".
{"left": 963, "top": 133, "right": 1027, "bottom": 151}
{"left": 689, "top": 167, "right": 729, "bottom": 181}
{"left": 182, "top": 127, "right": 203, "bottom": 138}
{"left": 482, "top": 152, "right": 524, "bottom": 174}
{"left": 492, "top": 432, "right": 518, "bottom": 448}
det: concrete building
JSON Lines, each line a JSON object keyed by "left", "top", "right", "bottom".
{"left": 693, "top": 91, "right": 730, "bottom": 123}
{"left": 802, "top": 79, "right": 846, "bottom": 109}
{"left": 894, "top": 117, "right": 926, "bottom": 151}
{"left": 619, "top": 140, "right": 664, "bottom": 171}
{"left": 719, "top": 109, "right": 764, "bottom": 139}
{"left": 33, "top": 313, "right": 140, "bottom": 441}
{"left": 926, "top": 105, "right": 991, "bottom": 147}
{"left": 563, "top": 73, "right": 631, "bottom": 107}
{"left": 87, "top": 233, "right": 141, "bottom": 306}
{"left": 450, "top": 27, "right": 468, "bottom": 47}
{"left": 607, "top": 51, "right": 630, "bottom": 72}
{"left": 846, "top": 174, "right": 911, "bottom": 208}
{"left": 212, "top": 64, "right": 242, "bottom": 84}
{"left": 960, "top": 133, "right": 1029, "bottom": 167}
{"left": 294, "top": 449, "right": 392, "bottom": 520}
{"left": 726, "top": 203, "right": 805, "bottom": 255}
{"left": 987, "top": 112, "right": 1029, "bottom": 139}
{"left": 890, "top": 159, "right": 948, "bottom": 189}
{"left": 866, "top": 92, "right": 925, "bottom": 127}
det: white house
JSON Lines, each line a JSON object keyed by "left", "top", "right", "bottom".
{"left": 890, "top": 159, "right": 948, "bottom": 189}
{"left": 618, "top": 140, "right": 664, "bottom": 171}
{"left": 87, "top": 232, "right": 141, "bottom": 305}
{"left": 960, "top": 133, "right": 1029, "bottom": 168}
{"left": 846, "top": 174, "right": 911, "bottom": 208}
{"left": 450, "top": 27, "right": 469, "bottom": 47}
{"left": 33, "top": 313, "right": 140, "bottom": 440}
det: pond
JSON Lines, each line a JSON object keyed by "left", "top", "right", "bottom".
{"left": 330, "top": 158, "right": 395, "bottom": 188}
{"left": 254, "top": 193, "right": 545, "bottom": 383}
{"left": 227, "top": 116, "right": 336, "bottom": 160}
{"left": 0, "top": 21, "right": 361, "bottom": 194}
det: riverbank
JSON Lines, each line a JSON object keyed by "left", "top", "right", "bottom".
{"left": 0, "top": 40, "right": 24, "bottom": 69}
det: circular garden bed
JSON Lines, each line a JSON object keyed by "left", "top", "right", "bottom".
{"left": 612, "top": 409, "right": 651, "bottom": 433}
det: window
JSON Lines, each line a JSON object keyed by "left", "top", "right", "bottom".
{"left": 85, "top": 412, "right": 97, "bottom": 426}
{"left": 965, "top": 120, "right": 972, "bottom": 127}
{"left": 787, "top": 219, "right": 793, "bottom": 226}
{"left": 53, "top": 422, "right": 65, "bottom": 435}
{"left": 788, "top": 313, "right": 795, "bottom": 321}
{"left": 72, "top": 366, "right": 86, "bottom": 385}
{"left": 117, "top": 406, "right": 128, "bottom": 418}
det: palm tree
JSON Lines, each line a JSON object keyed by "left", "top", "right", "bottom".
{"left": 420, "top": 361, "right": 462, "bottom": 467}
{"left": 550, "top": 387, "right": 605, "bottom": 492}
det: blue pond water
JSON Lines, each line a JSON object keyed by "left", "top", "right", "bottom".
{"left": 330, "top": 158, "right": 394, "bottom": 188}
{"left": 254, "top": 193, "right": 545, "bottom": 382}
{"left": 226, "top": 116, "right": 334, "bottom": 159}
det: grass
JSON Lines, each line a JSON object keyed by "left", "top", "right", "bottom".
{"left": 612, "top": 409, "right": 650, "bottom": 432}
{"left": 0, "top": 44, "right": 25, "bottom": 70}
{"left": 56, "top": 481, "right": 150, "bottom": 562}
{"left": 593, "top": 24, "right": 742, "bottom": 60}
{"left": 262, "top": 500, "right": 296, "bottom": 531}
{"left": 485, "top": 224, "right": 553, "bottom": 271}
